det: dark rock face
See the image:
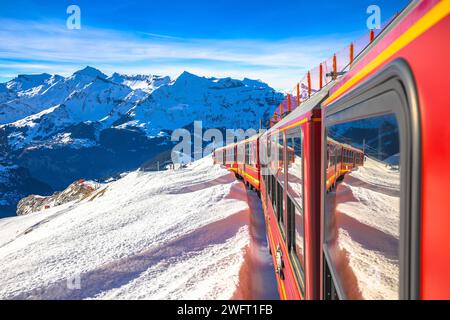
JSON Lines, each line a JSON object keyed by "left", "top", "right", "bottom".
{"left": 0, "top": 165, "right": 53, "bottom": 218}
{"left": 15, "top": 128, "right": 174, "bottom": 191}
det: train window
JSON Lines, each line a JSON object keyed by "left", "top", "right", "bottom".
{"left": 276, "top": 180, "right": 284, "bottom": 229}
{"left": 245, "top": 143, "right": 249, "bottom": 165}
{"left": 259, "top": 138, "right": 266, "bottom": 181}
{"left": 271, "top": 175, "right": 276, "bottom": 212}
{"left": 250, "top": 142, "right": 257, "bottom": 166}
{"left": 324, "top": 113, "right": 401, "bottom": 300}
{"left": 278, "top": 132, "right": 285, "bottom": 182}
{"left": 270, "top": 134, "right": 278, "bottom": 177}
{"left": 286, "top": 127, "right": 304, "bottom": 209}
{"left": 327, "top": 148, "right": 330, "bottom": 168}
{"left": 288, "top": 195, "right": 305, "bottom": 290}
{"left": 227, "top": 147, "right": 232, "bottom": 164}
{"left": 284, "top": 125, "right": 305, "bottom": 287}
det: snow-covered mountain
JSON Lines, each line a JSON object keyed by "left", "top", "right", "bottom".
{"left": 111, "top": 71, "right": 280, "bottom": 136}
{"left": 1, "top": 67, "right": 281, "bottom": 148}
{"left": 0, "top": 67, "right": 283, "bottom": 216}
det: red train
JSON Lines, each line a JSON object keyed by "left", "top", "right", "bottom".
{"left": 214, "top": 0, "right": 450, "bottom": 299}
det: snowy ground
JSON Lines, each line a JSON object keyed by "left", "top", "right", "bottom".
{"left": 0, "top": 155, "right": 276, "bottom": 300}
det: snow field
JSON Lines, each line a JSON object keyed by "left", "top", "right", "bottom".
{"left": 0, "top": 155, "right": 252, "bottom": 299}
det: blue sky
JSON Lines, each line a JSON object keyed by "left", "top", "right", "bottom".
{"left": 0, "top": 0, "right": 410, "bottom": 90}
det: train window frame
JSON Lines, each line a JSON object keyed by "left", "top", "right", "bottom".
{"left": 252, "top": 141, "right": 257, "bottom": 166}
{"left": 321, "top": 59, "right": 421, "bottom": 300}
{"left": 285, "top": 125, "right": 306, "bottom": 294}
{"left": 285, "top": 126, "right": 305, "bottom": 210}
{"left": 278, "top": 131, "right": 287, "bottom": 238}
{"left": 277, "top": 131, "right": 285, "bottom": 181}
{"left": 245, "top": 143, "right": 250, "bottom": 165}
{"left": 276, "top": 178, "right": 285, "bottom": 238}
{"left": 271, "top": 175, "right": 277, "bottom": 215}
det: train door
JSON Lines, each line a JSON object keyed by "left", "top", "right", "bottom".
{"left": 322, "top": 61, "right": 420, "bottom": 300}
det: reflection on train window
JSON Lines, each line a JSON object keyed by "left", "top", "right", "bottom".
{"left": 277, "top": 180, "right": 284, "bottom": 227}
{"left": 286, "top": 127, "right": 303, "bottom": 208}
{"left": 278, "top": 132, "right": 285, "bottom": 182}
{"left": 288, "top": 196, "right": 305, "bottom": 287}
{"left": 245, "top": 143, "right": 250, "bottom": 165}
{"left": 250, "top": 142, "right": 257, "bottom": 166}
{"left": 226, "top": 146, "right": 234, "bottom": 164}
{"left": 324, "top": 114, "right": 401, "bottom": 300}
{"left": 260, "top": 138, "right": 267, "bottom": 185}
{"left": 270, "top": 134, "right": 278, "bottom": 176}
{"left": 271, "top": 175, "right": 277, "bottom": 215}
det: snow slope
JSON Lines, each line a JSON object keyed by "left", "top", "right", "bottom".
{"left": 0, "top": 156, "right": 253, "bottom": 300}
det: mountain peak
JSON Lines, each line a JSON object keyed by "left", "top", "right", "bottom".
{"left": 177, "top": 71, "right": 200, "bottom": 81}
{"left": 73, "top": 66, "right": 107, "bottom": 79}
{"left": 6, "top": 73, "right": 53, "bottom": 92}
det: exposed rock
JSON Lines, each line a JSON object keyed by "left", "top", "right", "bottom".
{"left": 16, "top": 179, "right": 99, "bottom": 216}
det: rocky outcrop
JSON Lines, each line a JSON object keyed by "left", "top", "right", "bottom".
{"left": 16, "top": 179, "right": 99, "bottom": 216}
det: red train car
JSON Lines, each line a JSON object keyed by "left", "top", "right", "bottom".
{"left": 235, "top": 136, "right": 261, "bottom": 191}
{"left": 258, "top": 88, "right": 328, "bottom": 299}
{"left": 321, "top": 0, "right": 450, "bottom": 300}
{"left": 213, "top": 143, "right": 238, "bottom": 172}
{"left": 213, "top": 137, "right": 261, "bottom": 191}
{"left": 214, "top": 0, "right": 450, "bottom": 299}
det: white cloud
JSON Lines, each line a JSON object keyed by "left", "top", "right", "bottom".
{"left": 0, "top": 19, "right": 353, "bottom": 91}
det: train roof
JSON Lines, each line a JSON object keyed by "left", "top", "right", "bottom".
{"left": 268, "top": 80, "right": 337, "bottom": 133}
